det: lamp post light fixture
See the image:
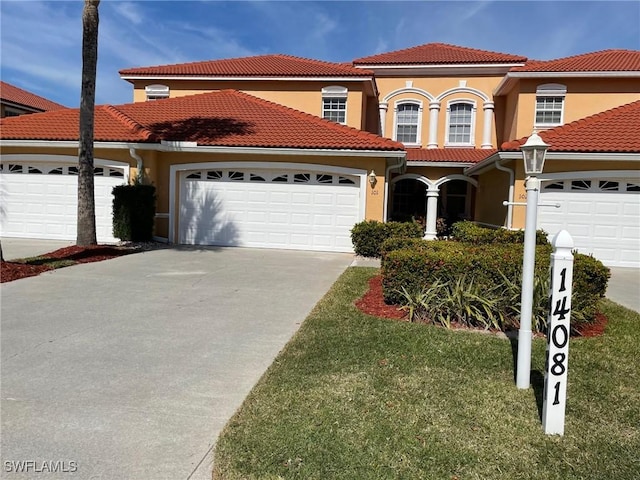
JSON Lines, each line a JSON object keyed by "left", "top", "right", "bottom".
{"left": 516, "top": 131, "right": 550, "bottom": 390}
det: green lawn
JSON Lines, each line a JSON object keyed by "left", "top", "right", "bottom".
{"left": 213, "top": 267, "right": 640, "bottom": 480}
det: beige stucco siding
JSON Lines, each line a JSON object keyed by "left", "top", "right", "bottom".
{"left": 510, "top": 78, "right": 640, "bottom": 140}
{"left": 130, "top": 79, "right": 369, "bottom": 130}
{"left": 375, "top": 75, "right": 504, "bottom": 149}
{"left": 473, "top": 167, "right": 511, "bottom": 227}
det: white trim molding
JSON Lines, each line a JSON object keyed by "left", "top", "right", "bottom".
{"left": 168, "top": 161, "right": 368, "bottom": 244}
{"left": 534, "top": 83, "right": 567, "bottom": 129}
{"left": 393, "top": 99, "right": 423, "bottom": 147}
{"left": 444, "top": 99, "right": 477, "bottom": 147}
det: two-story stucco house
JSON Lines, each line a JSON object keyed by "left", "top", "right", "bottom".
{"left": 1, "top": 43, "right": 638, "bottom": 266}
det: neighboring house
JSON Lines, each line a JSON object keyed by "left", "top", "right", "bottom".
{"left": 1, "top": 43, "right": 638, "bottom": 267}
{"left": 0, "top": 81, "right": 66, "bottom": 117}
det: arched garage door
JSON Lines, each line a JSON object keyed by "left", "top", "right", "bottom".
{"left": 539, "top": 176, "right": 640, "bottom": 268}
{"left": 0, "top": 158, "right": 128, "bottom": 243}
{"left": 179, "top": 168, "right": 362, "bottom": 252}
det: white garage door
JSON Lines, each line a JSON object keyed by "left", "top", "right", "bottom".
{"left": 0, "top": 161, "right": 127, "bottom": 243}
{"left": 179, "top": 168, "right": 362, "bottom": 252}
{"left": 539, "top": 178, "right": 640, "bottom": 267}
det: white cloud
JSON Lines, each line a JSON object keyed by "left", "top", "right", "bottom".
{"left": 111, "top": 1, "right": 144, "bottom": 25}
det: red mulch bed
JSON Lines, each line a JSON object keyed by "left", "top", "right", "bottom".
{"left": 1, "top": 245, "right": 134, "bottom": 283}
{"left": 355, "top": 275, "right": 407, "bottom": 321}
{"left": 355, "top": 274, "right": 607, "bottom": 337}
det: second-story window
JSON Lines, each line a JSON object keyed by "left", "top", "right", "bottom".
{"left": 446, "top": 101, "right": 475, "bottom": 146}
{"left": 321, "top": 86, "right": 347, "bottom": 124}
{"left": 535, "top": 84, "right": 566, "bottom": 127}
{"left": 145, "top": 84, "right": 170, "bottom": 101}
{"left": 394, "top": 102, "right": 421, "bottom": 145}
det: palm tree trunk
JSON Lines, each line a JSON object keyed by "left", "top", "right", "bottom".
{"left": 77, "top": 0, "right": 100, "bottom": 246}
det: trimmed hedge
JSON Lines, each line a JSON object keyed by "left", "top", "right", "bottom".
{"left": 350, "top": 220, "right": 423, "bottom": 258}
{"left": 112, "top": 184, "right": 157, "bottom": 242}
{"left": 381, "top": 239, "right": 609, "bottom": 332}
{"left": 451, "top": 220, "right": 549, "bottom": 245}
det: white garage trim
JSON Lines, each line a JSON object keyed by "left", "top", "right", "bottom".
{"left": 539, "top": 170, "right": 640, "bottom": 183}
{"left": 0, "top": 154, "right": 131, "bottom": 175}
{"left": 539, "top": 171, "right": 640, "bottom": 268}
{"left": 169, "top": 161, "right": 367, "bottom": 246}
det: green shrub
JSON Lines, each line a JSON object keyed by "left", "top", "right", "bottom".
{"left": 451, "top": 220, "right": 549, "bottom": 245}
{"left": 350, "top": 220, "right": 423, "bottom": 258}
{"left": 398, "top": 274, "right": 506, "bottom": 330}
{"left": 383, "top": 240, "right": 609, "bottom": 333}
{"left": 572, "top": 253, "right": 611, "bottom": 323}
{"left": 112, "top": 184, "right": 157, "bottom": 242}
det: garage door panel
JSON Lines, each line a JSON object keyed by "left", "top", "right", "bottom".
{"left": 1, "top": 166, "right": 122, "bottom": 242}
{"left": 180, "top": 169, "right": 361, "bottom": 252}
{"left": 540, "top": 178, "right": 639, "bottom": 267}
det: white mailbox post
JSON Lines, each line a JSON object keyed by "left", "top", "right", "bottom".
{"left": 542, "top": 230, "right": 574, "bottom": 436}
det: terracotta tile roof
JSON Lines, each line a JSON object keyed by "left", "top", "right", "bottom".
{"left": 353, "top": 43, "right": 527, "bottom": 65}
{"left": 501, "top": 100, "right": 640, "bottom": 153}
{"left": 406, "top": 148, "right": 497, "bottom": 163}
{"left": 511, "top": 49, "right": 640, "bottom": 72}
{"left": 119, "top": 54, "right": 373, "bottom": 78}
{"left": 0, "top": 89, "right": 404, "bottom": 151}
{"left": 0, "top": 81, "right": 66, "bottom": 112}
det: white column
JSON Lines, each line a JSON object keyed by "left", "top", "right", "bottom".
{"left": 424, "top": 189, "right": 439, "bottom": 240}
{"left": 427, "top": 101, "right": 440, "bottom": 149}
{"left": 481, "top": 101, "right": 495, "bottom": 149}
{"left": 379, "top": 102, "right": 388, "bottom": 137}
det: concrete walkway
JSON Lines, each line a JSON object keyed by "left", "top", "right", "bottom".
{"left": 1, "top": 247, "right": 353, "bottom": 480}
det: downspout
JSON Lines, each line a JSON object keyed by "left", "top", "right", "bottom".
{"left": 129, "top": 147, "right": 143, "bottom": 183}
{"left": 495, "top": 159, "right": 514, "bottom": 229}
{"left": 383, "top": 155, "right": 406, "bottom": 221}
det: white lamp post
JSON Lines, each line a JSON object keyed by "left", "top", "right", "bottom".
{"left": 516, "top": 131, "right": 550, "bottom": 389}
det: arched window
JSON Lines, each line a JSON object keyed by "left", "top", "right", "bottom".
{"left": 445, "top": 100, "right": 475, "bottom": 146}
{"left": 321, "top": 86, "right": 347, "bottom": 124}
{"left": 145, "top": 84, "right": 169, "bottom": 101}
{"left": 394, "top": 101, "right": 422, "bottom": 146}
{"left": 535, "top": 84, "right": 567, "bottom": 127}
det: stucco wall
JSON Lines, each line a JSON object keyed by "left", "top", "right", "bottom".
{"left": 473, "top": 166, "right": 510, "bottom": 227}
{"left": 374, "top": 75, "right": 504, "bottom": 149}
{"left": 130, "top": 79, "right": 369, "bottom": 131}
{"left": 510, "top": 78, "right": 640, "bottom": 140}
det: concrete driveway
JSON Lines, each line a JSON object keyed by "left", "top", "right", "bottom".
{"left": 1, "top": 246, "right": 353, "bottom": 479}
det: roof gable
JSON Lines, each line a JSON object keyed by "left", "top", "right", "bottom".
{"left": 0, "top": 81, "right": 66, "bottom": 112}
{"left": 120, "top": 54, "right": 373, "bottom": 78}
{"left": 501, "top": 100, "right": 640, "bottom": 153}
{"left": 353, "top": 43, "right": 527, "bottom": 65}
{"left": 511, "top": 49, "right": 640, "bottom": 73}
{"left": 0, "top": 89, "right": 403, "bottom": 152}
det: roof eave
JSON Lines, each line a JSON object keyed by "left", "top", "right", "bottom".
{"left": 495, "top": 71, "right": 640, "bottom": 95}
{"left": 0, "top": 139, "right": 405, "bottom": 158}
{"left": 465, "top": 151, "right": 640, "bottom": 175}
{"left": 119, "top": 74, "right": 373, "bottom": 83}
{"left": 353, "top": 63, "right": 525, "bottom": 77}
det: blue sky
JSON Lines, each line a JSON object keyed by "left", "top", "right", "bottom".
{"left": 1, "top": 0, "right": 639, "bottom": 108}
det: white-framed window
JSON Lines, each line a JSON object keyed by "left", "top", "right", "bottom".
{"left": 145, "top": 84, "right": 170, "bottom": 101}
{"left": 393, "top": 100, "right": 422, "bottom": 146}
{"left": 321, "top": 86, "right": 347, "bottom": 124}
{"left": 445, "top": 100, "right": 476, "bottom": 146}
{"left": 535, "top": 84, "right": 566, "bottom": 127}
